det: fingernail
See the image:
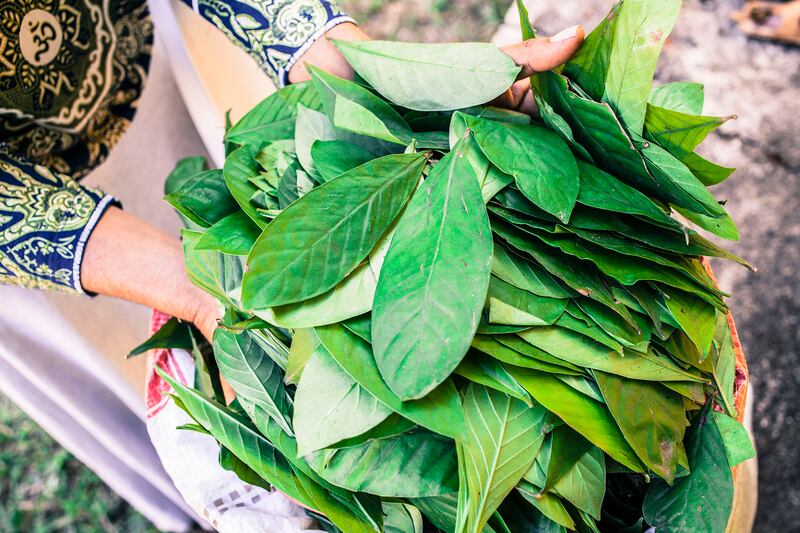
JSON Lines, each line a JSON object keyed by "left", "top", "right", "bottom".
{"left": 550, "top": 25, "right": 579, "bottom": 42}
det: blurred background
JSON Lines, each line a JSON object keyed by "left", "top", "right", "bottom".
{"left": 1, "top": 0, "right": 797, "bottom": 531}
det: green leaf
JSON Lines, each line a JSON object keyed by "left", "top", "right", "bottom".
{"left": 311, "top": 140, "right": 375, "bottom": 182}
{"left": 226, "top": 82, "right": 322, "bottom": 146}
{"left": 306, "top": 428, "right": 458, "bottom": 497}
{"left": 456, "top": 385, "right": 548, "bottom": 533}
{"left": 543, "top": 426, "right": 594, "bottom": 492}
{"left": 508, "top": 367, "right": 646, "bottom": 473}
{"left": 683, "top": 151, "right": 736, "bottom": 186}
{"left": 196, "top": 211, "right": 260, "bottom": 256}
{"left": 576, "top": 160, "right": 672, "bottom": 226}
{"left": 552, "top": 446, "right": 606, "bottom": 520}
{"left": 645, "top": 105, "right": 731, "bottom": 159}
{"left": 517, "top": 327, "right": 700, "bottom": 382}
{"left": 516, "top": 482, "right": 575, "bottom": 530}
{"left": 315, "top": 324, "right": 466, "bottom": 440}
{"left": 330, "top": 413, "right": 416, "bottom": 450}
{"left": 372, "top": 135, "right": 493, "bottom": 400}
{"left": 486, "top": 277, "right": 568, "bottom": 327}
{"left": 213, "top": 329, "right": 294, "bottom": 436}
{"left": 563, "top": 2, "right": 620, "bottom": 101}
{"left": 649, "top": 82, "right": 705, "bottom": 115}
{"left": 675, "top": 204, "right": 740, "bottom": 241}
{"left": 602, "top": 0, "right": 681, "bottom": 133}
{"left": 594, "top": 371, "right": 687, "bottom": 482}
{"left": 218, "top": 445, "right": 271, "bottom": 491}
{"left": 333, "top": 40, "right": 521, "bottom": 112}
{"left": 128, "top": 317, "right": 193, "bottom": 357}
{"left": 662, "top": 286, "right": 717, "bottom": 357}
{"left": 384, "top": 503, "right": 424, "bottom": 533}
{"left": 711, "top": 411, "right": 755, "bottom": 467}
{"left": 492, "top": 244, "right": 574, "bottom": 299}
{"left": 454, "top": 352, "right": 533, "bottom": 406}
{"left": 164, "top": 156, "right": 207, "bottom": 195}
{"left": 515, "top": 0, "right": 536, "bottom": 39}
{"left": 223, "top": 145, "right": 269, "bottom": 229}
{"left": 464, "top": 114, "right": 579, "bottom": 222}
{"left": 181, "top": 229, "right": 244, "bottom": 308}
{"left": 242, "top": 153, "right": 426, "bottom": 308}
{"left": 309, "top": 66, "right": 412, "bottom": 145}
{"left": 491, "top": 218, "right": 636, "bottom": 326}
{"left": 472, "top": 336, "right": 582, "bottom": 375}
{"left": 159, "top": 370, "right": 377, "bottom": 533}
{"left": 294, "top": 105, "right": 337, "bottom": 179}
{"left": 254, "top": 223, "right": 392, "bottom": 328}
{"left": 294, "top": 347, "right": 392, "bottom": 456}
{"left": 710, "top": 313, "right": 738, "bottom": 418}
{"left": 643, "top": 404, "right": 734, "bottom": 532}
{"left": 285, "top": 328, "right": 316, "bottom": 385}
{"left": 164, "top": 169, "right": 239, "bottom": 228}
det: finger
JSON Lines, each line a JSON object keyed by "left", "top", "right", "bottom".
{"left": 489, "top": 78, "right": 530, "bottom": 108}
{"left": 518, "top": 88, "right": 537, "bottom": 116}
{"left": 501, "top": 25, "right": 585, "bottom": 80}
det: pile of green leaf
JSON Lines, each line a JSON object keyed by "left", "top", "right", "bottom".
{"left": 155, "top": 0, "right": 757, "bottom": 531}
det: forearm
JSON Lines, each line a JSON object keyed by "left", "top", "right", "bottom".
{"left": 287, "top": 22, "right": 369, "bottom": 84}
{"left": 81, "top": 207, "right": 218, "bottom": 337}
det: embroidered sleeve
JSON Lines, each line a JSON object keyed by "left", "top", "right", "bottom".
{"left": 179, "top": 0, "right": 354, "bottom": 87}
{"left": 0, "top": 146, "right": 117, "bottom": 295}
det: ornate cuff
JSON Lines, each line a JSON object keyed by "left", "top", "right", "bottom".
{"left": 188, "top": 0, "right": 354, "bottom": 87}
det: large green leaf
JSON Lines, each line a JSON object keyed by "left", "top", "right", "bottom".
{"left": 255, "top": 223, "right": 392, "bottom": 328}
{"left": 309, "top": 65, "right": 412, "bottom": 144}
{"left": 456, "top": 384, "right": 548, "bottom": 533}
{"left": 159, "top": 370, "right": 377, "bottom": 533}
{"left": 128, "top": 317, "right": 193, "bottom": 357}
{"left": 683, "top": 151, "right": 736, "bottom": 186}
{"left": 294, "top": 347, "right": 392, "bottom": 456}
{"left": 643, "top": 404, "right": 734, "bottom": 531}
{"left": 196, "top": 211, "right": 260, "bottom": 256}
{"left": 225, "top": 82, "right": 321, "bottom": 146}
{"left": 164, "top": 156, "right": 207, "bottom": 195}
{"left": 563, "top": 2, "right": 620, "bottom": 100}
{"left": 602, "top": 0, "right": 681, "bottom": 133}
{"left": 508, "top": 367, "right": 645, "bottom": 472}
{"left": 315, "top": 324, "right": 466, "bottom": 440}
{"left": 594, "top": 371, "right": 687, "bottom": 482}
{"left": 464, "top": 114, "right": 579, "bottom": 222}
{"left": 306, "top": 429, "right": 458, "bottom": 497}
{"left": 372, "top": 135, "right": 493, "bottom": 400}
{"left": 213, "top": 329, "right": 293, "bottom": 436}
{"left": 472, "top": 336, "right": 582, "bottom": 375}
{"left": 242, "top": 153, "right": 426, "bottom": 308}
{"left": 710, "top": 313, "right": 738, "bottom": 417}
{"left": 333, "top": 40, "right": 520, "bottom": 111}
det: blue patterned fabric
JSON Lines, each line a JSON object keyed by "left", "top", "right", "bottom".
{"left": 0, "top": 146, "right": 116, "bottom": 294}
{"left": 179, "top": 0, "right": 353, "bottom": 86}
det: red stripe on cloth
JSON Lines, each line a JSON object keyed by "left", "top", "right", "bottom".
{"left": 146, "top": 310, "right": 190, "bottom": 419}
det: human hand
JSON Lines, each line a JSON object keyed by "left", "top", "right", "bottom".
{"left": 495, "top": 25, "right": 585, "bottom": 114}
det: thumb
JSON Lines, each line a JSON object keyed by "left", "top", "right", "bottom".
{"left": 501, "top": 25, "right": 585, "bottom": 80}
